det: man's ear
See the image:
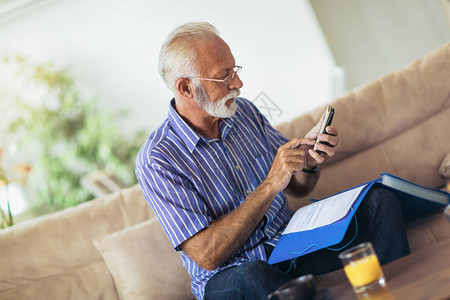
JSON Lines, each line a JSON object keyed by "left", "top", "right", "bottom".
{"left": 175, "top": 78, "right": 194, "bottom": 98}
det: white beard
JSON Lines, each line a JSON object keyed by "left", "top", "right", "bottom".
{"left": 194, "top": 83, "right": 240, "bottom": 118}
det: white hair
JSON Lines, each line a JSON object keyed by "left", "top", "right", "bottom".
{"left": 159, "top": 22, "right": 220, "bottom": 92}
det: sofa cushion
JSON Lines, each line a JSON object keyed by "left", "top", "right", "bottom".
{"left": 405, "top": 210, "right": 450, "bottom": 252}
{"left": 93, "top": 218, "right": 193, "bottom": 300}
{"left": 0, "top": 260, "right": 118, "bottom": 300}
{"left": 0, "top": 185, "right": 153, "bottom": 296}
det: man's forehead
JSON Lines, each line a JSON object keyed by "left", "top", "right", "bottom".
{"left": 194, "top": 37, "right": 235, "bottom": 73}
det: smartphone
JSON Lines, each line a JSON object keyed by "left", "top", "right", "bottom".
{"left": 314, "top": 105, "right": 334, "bottom": 155}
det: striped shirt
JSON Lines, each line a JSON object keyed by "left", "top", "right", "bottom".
{"left": 136, "top": 97, "right": 291, "bottom": 299}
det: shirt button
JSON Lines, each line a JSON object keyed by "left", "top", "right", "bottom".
{"left": 235, "top": 165, "right": 240, "bottom": 171}
{"left": 246, "top": 189, "right": 251, "bottom": 196}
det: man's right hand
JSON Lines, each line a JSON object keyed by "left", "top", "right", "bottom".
{"left": 264, "top": 138, "right": 315, "bottom": 193}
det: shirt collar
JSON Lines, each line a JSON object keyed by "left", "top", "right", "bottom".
{"left": 219, "top": 117, "right": 234, "bottom": 141}
{"left": 167, "top": 98, "right": 236, "bottom": 152}
{"left": 168, "top": 99, "right": 201, "bottom": 153}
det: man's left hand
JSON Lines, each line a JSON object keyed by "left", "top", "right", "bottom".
{"left": 303, "top": 114, "right": 339, "bottom": 169}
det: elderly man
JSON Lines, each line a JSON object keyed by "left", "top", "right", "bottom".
{"left": 136, "top": 22, "right": 410, "bottom": 300}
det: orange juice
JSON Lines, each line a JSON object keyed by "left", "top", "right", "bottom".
{"left": 343, "top": 254, "right": 383, "bottom": 287}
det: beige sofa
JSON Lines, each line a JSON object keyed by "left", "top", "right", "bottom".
{"left": 0, "top": 43, "right": 449, "bottom": 300}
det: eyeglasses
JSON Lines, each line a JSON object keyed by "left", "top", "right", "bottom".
{"left": 191, "top": 65, "right": 242, "bottom": 85}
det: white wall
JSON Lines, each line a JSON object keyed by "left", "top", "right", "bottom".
{"left": 310, "top": 0, "right": 450, "bottom": 89}
{"left": 0, "top": 0, "right": 336, "bottom": 135}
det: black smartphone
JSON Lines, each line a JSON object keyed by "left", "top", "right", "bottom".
{"left": 314, "top": 105, "right": 334, "bottom": 155}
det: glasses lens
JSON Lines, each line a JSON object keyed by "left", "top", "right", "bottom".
{"left": 230, "top": 66, "right": 241, "bottom": 81}
{"left": 234, "top": 66, "right": 241, "bottom": 77}
{"left": 224, "top": 66, "right": 242, "bottom": 84}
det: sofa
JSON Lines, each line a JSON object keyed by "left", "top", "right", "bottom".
{"left": 0, "top": 42, "right": 449, "bottom": 300}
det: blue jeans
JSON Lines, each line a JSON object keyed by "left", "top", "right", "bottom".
{"left": 204, "top": 185, "right": 410, "bottom": 300}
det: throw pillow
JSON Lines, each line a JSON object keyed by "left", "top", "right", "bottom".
{"left": 93, "top": 218, "right": 193, "bottom": 300}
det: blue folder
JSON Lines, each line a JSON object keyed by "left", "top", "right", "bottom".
{"left": 267, "top": 174, "right": 450, "bottom": 265}
{"left": 267, "top": 181, "right": 375, "bottom": 265}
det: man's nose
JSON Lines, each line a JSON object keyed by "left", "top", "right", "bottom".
{"left": 228, "top": 73, "right": 243, "bottom": 90}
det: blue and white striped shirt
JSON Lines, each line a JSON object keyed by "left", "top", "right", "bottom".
{"left": 136, "top": 97, "right": 291, "bottom": 299}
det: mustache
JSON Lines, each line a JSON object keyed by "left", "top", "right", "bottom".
{"left": 221, "top": 89, "right": 241, "bottom": 101}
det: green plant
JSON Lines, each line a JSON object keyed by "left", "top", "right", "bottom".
{"left": 2, "top": 56, "right": 145, "bottom": 210}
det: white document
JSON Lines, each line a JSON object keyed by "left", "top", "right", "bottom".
{"left": 282, "top": 184, "right": 368, "bottom": 235}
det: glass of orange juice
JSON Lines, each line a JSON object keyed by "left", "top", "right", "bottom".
{"left": 339, "top": 242, "right": 386, "bottom": 294}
